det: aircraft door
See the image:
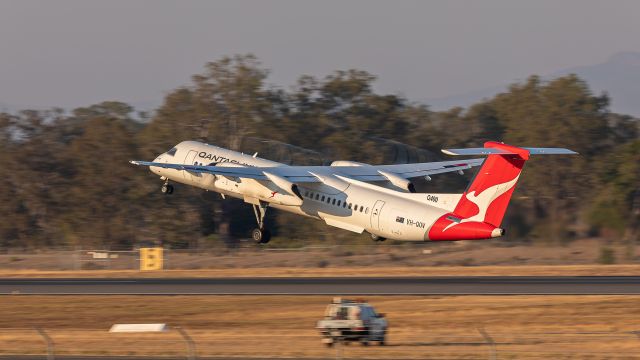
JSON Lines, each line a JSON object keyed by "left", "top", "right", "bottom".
{"left": 370, "top": 200, "right": 385, "bottom": 231}
{"left": 182, "top": 150, "right": 199, "bottom": 181}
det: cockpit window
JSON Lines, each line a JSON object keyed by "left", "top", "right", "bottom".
{"left": 166, "top": 147, "right": 177, "bottom": 156}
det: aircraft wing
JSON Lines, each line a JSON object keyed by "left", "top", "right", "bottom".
{"left": 336, "top": 159, "right": 484, "bottom": 182}
{"left": 130, "top": 158, "right": 483, "bottom": 183}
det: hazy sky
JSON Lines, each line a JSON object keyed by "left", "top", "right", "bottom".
{"left": 1, "top": 0, "right": 639, "bottom": 110}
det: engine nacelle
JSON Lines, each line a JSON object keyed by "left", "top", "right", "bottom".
{"left": 378, "top": 170, "right": 416, "bottom": 193}
{"left": 330, "top": 160, "right": 370, "bottom": 167}
{"left": 263, "top": 172, "right": 303, "bottom": 200}
{"left": 238, "top": 177, "right": 303, "bottom": 206}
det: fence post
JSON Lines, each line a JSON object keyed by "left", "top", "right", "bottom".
{"left": 35, "top": 327, "right": 55, "bottom": 360}
{"left": 175, "top": 326, "right": 196, "bottom": 360}
{"left": 477, "top": 327, "right": 497, "bottom": 360}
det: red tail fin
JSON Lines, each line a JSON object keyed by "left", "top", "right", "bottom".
{"left": 428, "top": 142, "right": 530, "bottom": 240}
{"left": 453, "top": 141, "right": 529, "bottom": 227}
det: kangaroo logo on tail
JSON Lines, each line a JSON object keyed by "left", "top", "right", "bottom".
{"left": 443, "top": 174, "right": 520, "bottom": 232}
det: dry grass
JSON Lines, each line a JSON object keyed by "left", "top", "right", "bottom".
{"left": 0, "top": 264, "right": 640, "bottom": 278}
{"left": 0, "top": 295, "right": 638, "bottom": 358}
{"left": 2, "top": 238, "right": 638, "bottom": 272}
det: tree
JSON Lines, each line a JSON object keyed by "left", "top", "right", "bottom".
{"left": 485, "top": 75, "right": 610, "bottom": 242}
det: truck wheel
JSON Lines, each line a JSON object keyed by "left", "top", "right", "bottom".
{"left": 379, "top": 332, "right": 387, "bottom": 345}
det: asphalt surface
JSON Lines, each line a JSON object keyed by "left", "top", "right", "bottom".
{"left": 1, "top": 276, "right": 639, "bottom": 295}
{"left": 0, "top": 357, "right": 302, "bottom": 360}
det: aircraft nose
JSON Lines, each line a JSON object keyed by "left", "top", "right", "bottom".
{"left": 150, "top": 155, "right": 164, "bottom": 175}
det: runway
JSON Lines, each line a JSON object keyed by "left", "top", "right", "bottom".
{"left": 1, "top": 276, "right": 639, "bottom": 295}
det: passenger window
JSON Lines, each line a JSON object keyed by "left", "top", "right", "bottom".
{"left": 332, "top": 199, "right": 336, "bottom": 205}
{"left": 348, "top": 203, "right": 352, "bottom": 210}
{"left": 315, "top": 194, "right": 319, "bottom": 200}
{"left": 337, "top": 200, "right": 341, "bottom": 206}
{"left": 359, "top": 206, "right": 363, "bottom": 213}
{"left": 327, "top": 197, "right": 331, "bottom": 204}
{"left": 343, "top": 202, "right": 347, "bottom": 208}
{"left": 365, "top": 207, "right": 369, "bottom": 214}
{"left": 321, "top": 195, "right": 325, "bottom": 202}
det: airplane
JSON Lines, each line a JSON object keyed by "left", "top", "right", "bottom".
{"left": 131, "top": 141, "right": 576, "bottom": 243}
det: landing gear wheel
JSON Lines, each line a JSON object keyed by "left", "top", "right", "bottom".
{"left": 161, "top": 183, "right": 174, "bottom": 195}
{"left": 370, "top": 233, "right": 386, "bottom": 242}
{"left": 252, "top": 228, "right": 271, "bottom": 244}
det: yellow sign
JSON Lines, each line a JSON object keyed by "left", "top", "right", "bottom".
{"left": 139, "top": 247, "right": 163, "bottom": 271}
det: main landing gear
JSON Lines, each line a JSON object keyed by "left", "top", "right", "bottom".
{"left": 370, "top": 233, "right": 386, "bottom": 242}
{"left": 251, "top": 202, "right": 271, "bottom": 244}
{"left": 161, "top": 180, "right": 174, "bottom": 195}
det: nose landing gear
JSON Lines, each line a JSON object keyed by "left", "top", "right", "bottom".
{"left": 161, "top": 181, "right": 174, "bottom": 195}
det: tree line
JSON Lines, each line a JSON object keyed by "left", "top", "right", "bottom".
{"left": 1, "top": 54, "right": 638, "bottom": 250}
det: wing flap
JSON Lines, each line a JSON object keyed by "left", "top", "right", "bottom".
{"left": 324, "top": 218, "right": 365, "bottom": 233}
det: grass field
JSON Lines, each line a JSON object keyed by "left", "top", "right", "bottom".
{"left": 1, "top": 238, "right": 638, "bottom": 273}
{"left": 1, "top": 295, "right": 638, "bottom": 359}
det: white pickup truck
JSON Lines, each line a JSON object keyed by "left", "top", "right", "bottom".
{"left": 316, "top": 298, "right": 387, "bottom": 346}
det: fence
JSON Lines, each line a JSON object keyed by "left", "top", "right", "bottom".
{"left": 0, "top": 327, "right": 637, "bottom": 359}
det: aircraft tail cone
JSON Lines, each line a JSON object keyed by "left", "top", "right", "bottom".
{"left": 491, "top": 228, "right": 505, "bottom": 238}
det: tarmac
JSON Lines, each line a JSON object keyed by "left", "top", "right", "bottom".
{"left": 1, "top": 276, "right": 639, "bottom": 295}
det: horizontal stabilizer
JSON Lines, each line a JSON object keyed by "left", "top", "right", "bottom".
{"left": 442, "top": 147, "right": 577, "bottom": 156}
{"left": 523, "top": 147, "right": 578, "bottom": 155}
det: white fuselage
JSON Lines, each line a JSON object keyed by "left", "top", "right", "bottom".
{"left": 151, "top": 141, "right": 459, "bottom": 241}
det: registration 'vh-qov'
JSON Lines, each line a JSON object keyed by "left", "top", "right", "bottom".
{"left": 131, "top": 141, "right": 576, "bottom": 243}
